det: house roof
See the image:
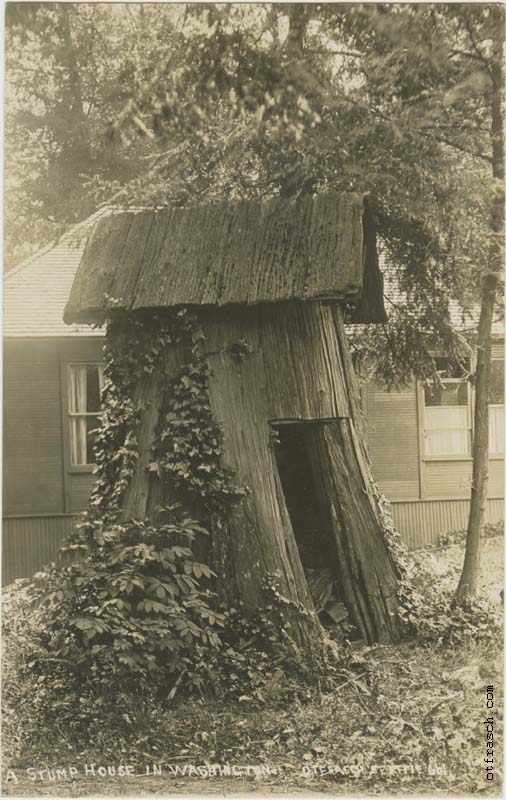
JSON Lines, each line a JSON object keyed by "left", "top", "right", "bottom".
{"left": 64, "top": 192, "right": 386, "bottom": 325}
{"left": 3, "top": 208, "right": 110, "bottom": 338}
{"left": 381, "top": 266, "right": 504, "bottom": 337}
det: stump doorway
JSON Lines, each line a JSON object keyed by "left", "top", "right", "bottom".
{"left": 272, "top": 419, "right": 354, "bottom": 637}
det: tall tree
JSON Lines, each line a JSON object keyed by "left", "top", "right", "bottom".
{"left": 453, "top": 9, "right": 504, "bottom": 600}
{"left": 4, "top": 2, "right": 182, "bottom": 266}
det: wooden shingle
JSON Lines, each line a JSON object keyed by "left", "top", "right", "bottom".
{"left": 64, "top": 192, "right": 386, "bottom": 324}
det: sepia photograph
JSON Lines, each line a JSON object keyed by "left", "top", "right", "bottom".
{"left": 2, "top": 2, "right": 504, "bottom": 797}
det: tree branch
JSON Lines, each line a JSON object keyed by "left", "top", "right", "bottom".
{"left": 305, "top": 48, "right": 363, "bottom": 58}
{"left": 460, "top": 11, "right": 497, "bottom": 87}
{"left": 416, "top": 129, "right": 492, "bottom": 164}
{"left": 370, "top": 104, "right": 493, "bottom": 164}
{"left": 59, "top": 5, "right": 84, "bottom": 116}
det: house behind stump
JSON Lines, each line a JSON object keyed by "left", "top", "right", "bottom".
{"left": 64, "top": 191, "right": 403, "bottom": 646}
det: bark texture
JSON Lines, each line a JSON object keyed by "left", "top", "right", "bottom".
{"left": 106, "top": 302, "right": 402, "bottom": 646}
{"left": 304, "top": 421, "right": 401, "bottom": 643}
{"left": 200, "top": 302, "right": 402, "bottom": 644}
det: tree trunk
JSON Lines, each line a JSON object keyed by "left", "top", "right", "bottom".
{"left": 104, "top": 302, "right": 403, "bottom": 648}
{"left": 454, "top": 274, "right": 500, "bottom": 601}
{"left": 201, "top": 303, "right": 403, "bottom": 644}
{"left": 455, "top": 27, "right": 504, "bottom": 602}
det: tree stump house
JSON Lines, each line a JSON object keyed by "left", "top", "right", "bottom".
{"left": 64, "top": 192, "right": 403, "bottom": 645}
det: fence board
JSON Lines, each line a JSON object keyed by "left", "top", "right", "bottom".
{"left": 391, "top": 497, "right": 504, "bottom": 549}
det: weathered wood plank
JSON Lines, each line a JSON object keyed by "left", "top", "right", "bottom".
{"left": 65, "top": 192, "right": 385, "bottom": 324}
{"left": 69, "top": 213, "right": 134, "bottom": 315}
{"left": 305, "top": 420, "right": 401, "bottom": 643}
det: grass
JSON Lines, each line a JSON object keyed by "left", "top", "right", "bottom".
{"left": 2, "top": 536, "right": 504, "bottom": 798}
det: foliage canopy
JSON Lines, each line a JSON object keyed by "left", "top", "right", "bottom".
{"left": 5, "top": 3, "right": 502, "bottom": 386}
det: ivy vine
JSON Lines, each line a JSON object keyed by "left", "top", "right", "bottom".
{"left": 83, "top": 308, "right": 244, "bottom": 536}
{"left": 151, "top": 359, "right": 246, "bottom": 512}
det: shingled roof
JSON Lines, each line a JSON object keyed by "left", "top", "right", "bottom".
{"left": 3, "top": 208, "right": 110, "bottom": 338}
{"left": 64, "top": 192, "right": 386, "bottom": 325}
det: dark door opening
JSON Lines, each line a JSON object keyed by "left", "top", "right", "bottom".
{"left": 272, "top": 421, "right": 352, "bottom": 635}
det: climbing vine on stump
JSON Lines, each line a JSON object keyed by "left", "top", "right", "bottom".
{"left": 151, "top": 359, "right": 246, "bottom": 513}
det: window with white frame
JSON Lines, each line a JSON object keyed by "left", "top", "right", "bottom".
{"left": 68, "top": 364, "right": 104, "bottom": 466}
{"left": 422, "top": 358, "right": 471, "bottom": 457}
{"left": 488, "top": 358, "right": 504, "bottom": 455}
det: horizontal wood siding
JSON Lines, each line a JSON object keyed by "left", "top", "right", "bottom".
{"left": 364, "top": 381, "right": 420, "bottom": 499}
{"left": 4, "top": 340, "right": 65, "bottom": 514}
{"left": 2, "top": 515, "right": 77, "bottom": 585}
{"left": 491, "top": 341, "right": 504, "bottom": 359}
{"left": 3, "top": 338, "right": 103, "bottom": 516}
{"left": 69, "top": 473, "right": 97, "bottom": 513}
{"left": 2, "top": 333, "right": 503, "bottom": 580}
{"left": 391, "top": 497, "right": 504, "bottom": 549}
{"left": 424, "top": 459, "right": 504, "bottom": 499}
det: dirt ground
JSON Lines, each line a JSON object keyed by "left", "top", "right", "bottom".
{"left": 2, "top": 774, "right": 331, "bottom": 797}
{"left": 3, "top": 537, "right": 504, "bottom": 800}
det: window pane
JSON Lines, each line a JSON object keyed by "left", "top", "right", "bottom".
{"left": 86, "top": 416, "right": 101, "bottom": 463}
{"left": 425, "top": 428, "right": 471, "bottom": 456}
{"left": 68, "top": 364, "right": 103, "bottom": 466}
{"left": 434, "top": 357, "right": 470, "bottom": 379}
{"left": 70, "top": 417, "right": 88, "bottom": 465}
{"left": 489, "top": 406, "right": 505, "bottom": 454}
{"left": 86, "top": 365, "right": 101, "bottom": 412}
{"left": 488, "top": 360, "right": 505, "bottom": 405}
{"left": 70, "top": 416, "right": 100, "bottom": 465}
{"left": 424, "top": 380, "right": 468, "bottom": 407}
{"left": 69, "top": 365, "right": 87, "bottom": 413}
{"left": 424, "top": 406, "right": 470, "bottom": 457}
{"left": 425, "top": 406, "right": 469, "bottom": 430}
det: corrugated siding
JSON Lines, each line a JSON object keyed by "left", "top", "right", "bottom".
{"left": 365, "top": 381, "right": 420, "bottom": 499}
{"left": 392, "top": 497, "right": 504, "bottom": 549}
{"left": 3, "top": 498, "right": 503, "bottom": 583}
{"left": 2, "top": 515, "right": 77, "bottom": 585}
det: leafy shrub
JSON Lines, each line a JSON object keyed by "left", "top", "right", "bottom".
{"left": 151, "top": 359, "right": 245, "bottom": 512}
{"left": 438, "top": 519, "right": 504, "bottom": 548}
{"left": 3, "top": 511, "right": 333, "bottom": 751}
{"left": 191, "top": 603, "right": 315, "bottom": 705}
{"left": 2, "top": 568, "right": 329, "bottom": 759}
{"left": 415, "top": 595, "right": 501, "bottom": 647}
{"left": 25, "top": 510, "right": 224, "bottom": 691}
{"left": 400, "top": 548, "right": 502, "bottom": 647}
